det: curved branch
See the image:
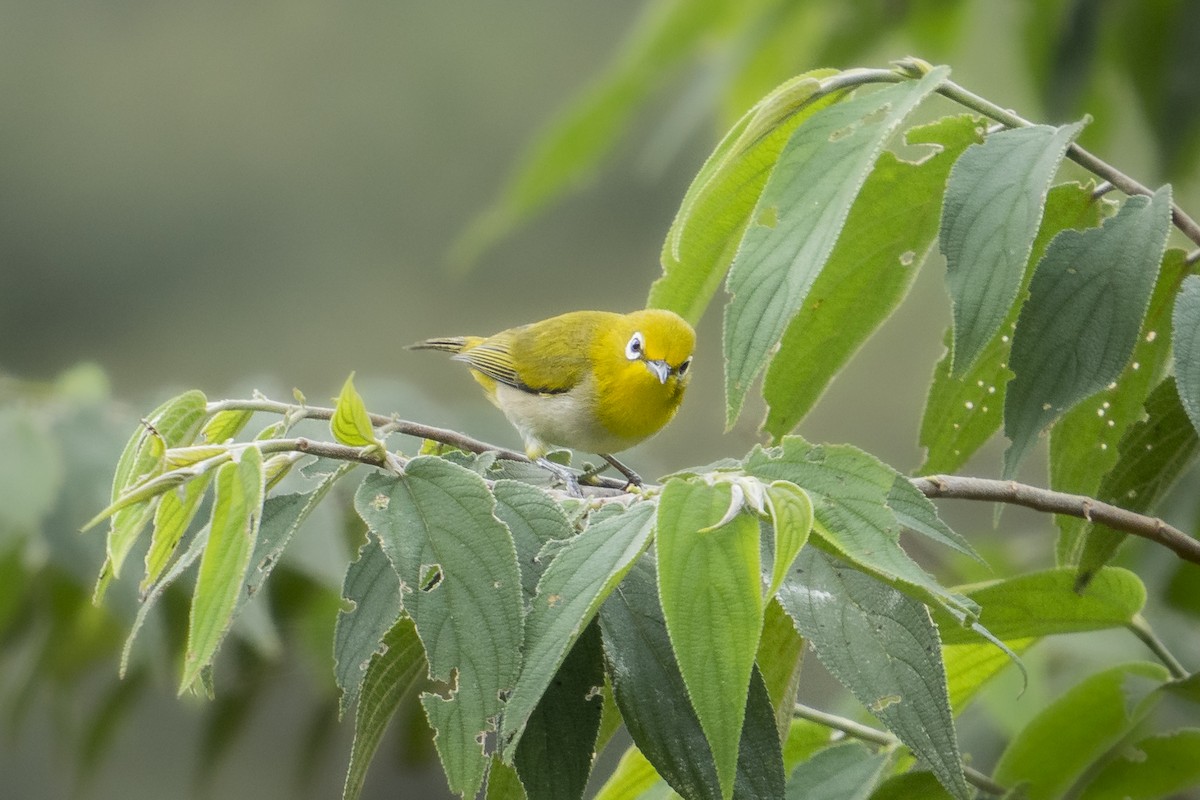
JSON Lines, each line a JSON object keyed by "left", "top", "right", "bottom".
{"left": 808, "top": 64, "right": 1200, "bottom": 251}
{"left": 911, "top": 474, "right": 1200, "bottom": 567}
{"left": 210, "top": 399, "right": 1200, "bottom": 564}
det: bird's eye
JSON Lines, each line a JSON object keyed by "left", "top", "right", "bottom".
{"left": 677, "top": 357, "right": 692, "bottom": 376}
{"left": 625, "top": 332, "right": 644, "bottom": 360}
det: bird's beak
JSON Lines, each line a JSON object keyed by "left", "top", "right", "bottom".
{"left": 645, "top": 359, "right": 670, "bottom": 384}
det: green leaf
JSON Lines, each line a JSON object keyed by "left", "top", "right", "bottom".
{"left": 355, "top": 458, "right": 524, "bottom": 798}
{"left": 868, "top": 771, "right": 954, "bottom": 800}
{"left": 120, "top": 525, "right": 208, "bottom": 678}
{"left": 142, "top": 473, "right": 213, "bottom": 591}
{"left": 513, "top": 621, "right": 605, "bottom": 800}
{"left": 600, "top": 557, "right": 785, "bottom": 800}
{"left": 181, "top": 445, "right": 264, "bottom": 692}
{"left": 335, "top": 537, "right": 402, "bottom": 718}
{"left": 1173, "top": 273, "right": 1200, "bottom": 437}
{"left": 941, "top": 122, "right": 1084, "bottom": 372}
{"left": 331, "top": 373, "right": 380, "bottom": 449}
{"left": 936, "top": 567, "right": 1145, "bottom": 710}
{"left": 657, "top": 479, "right": 764, "bottom": 798}
{"left": 762, "top": 114, "right": 982, "bottom": 438}
{"left": 1076, "top": 377, "right": 1200, "bottom": 586}
{"left": 764, "top": 480, "right": 813, "bottom": 598}
{"left": 936, "top": 567, "right": 1146, "bottom": 644}
{"left": 199, "top": 408, "right": 253, "bottom": 444}
{"left": 756, "top": 598, "right": 806, "bottom": 743}
{"left": 777, "top": 549, "right": 969, "bottom": 800}
{"left": 500, "top": 501, "right": 656, "bottom": 755}
{"left": 591, "top": 745, "right": 663, "bottom": 800}
{"left": 485, "top": 757, "right": 527, "bottom": 800}
{"left": 234, "top": 461, "right": 355, "bottom": 625}
{"left": 885, "top": 475, "right": 982, "bottom": 562}
{"left": 784, "top": 742, "right": 891, "bottom": 800}
{"left": 652, "top": 68, "right": 844, "bottom": 325}
{"left": 920, "top": 181, "right": 1104, "bottom": 474}
{"left": 1051, "top": 248, "right": 1186, "bottom": 563}
{"left": 744, "top": 438, "right": 978, "bottom": 621}
{"left": 1077, "top": 728, "right": 1200, "bottom": 800}
{"left": 106, "top": 389, "right": 208, "bottom": 579}
{"left": 457, "top": 0, "right": 729, "bottom": 265}
{"left": 1004, "top": 186, "right": 1173, "bottom": 475}
{"left": 491, "top": 479, "right": 575, "bottom": 602}
{"left": 342, "top": 616, "right": 427, "bottom": 800}
{"left": 994, "top": 662, "right": 1170, "bottom": 800}
{"left": 723, "top": 67, "right": 949, "bottom": 426}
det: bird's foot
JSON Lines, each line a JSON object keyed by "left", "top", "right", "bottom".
{"left": 600, "top": 454, "right": 642, "bottom": 490}
{"left": 535, "top": 457, "right": 583, "bottom": 498}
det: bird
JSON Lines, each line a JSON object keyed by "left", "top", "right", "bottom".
{"left": 410, "top": 309, "right": 695, "bottom": 492}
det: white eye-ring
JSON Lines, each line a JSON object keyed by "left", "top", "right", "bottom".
{"left": 625, "top": 331, "right": 645, "bottom": 361}
{"left": 677, "top": 357, "right": 692, "bottom": 376}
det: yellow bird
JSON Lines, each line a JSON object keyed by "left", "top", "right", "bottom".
{"left": 411, "top": 309, "right": 695, "bottom": 490}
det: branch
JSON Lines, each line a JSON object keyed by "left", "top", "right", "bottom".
{"left": 206, "top": 398, "right": 630, "bottom": 491}
{"left": 792, "top": 702, "right": 1008, "bottom": 797}
{"left": 911, "top": 475, "right": 1200, "bottom": 567}
{"left": 811, "top": 63, "right": 1200, "bottom": 252}
{"left": 210, "top": 398, "right": 1200, "bottom": 565}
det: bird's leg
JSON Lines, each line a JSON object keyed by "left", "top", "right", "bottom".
{"left": 535, "top": 457, "right": 582, "bottom": 498}
{"left": 599, "top": 453, "right": 642, "bottom": 488}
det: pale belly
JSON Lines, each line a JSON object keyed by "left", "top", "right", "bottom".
{"left": 493, "top": 382, "right": 638, "bottom": 457}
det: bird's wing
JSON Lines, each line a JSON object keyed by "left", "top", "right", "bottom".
{"left": 456, "top": 318, "right": 591, "bottom": 395}
{"left": 453, "top": 331, "right": 523, "bottom": 389}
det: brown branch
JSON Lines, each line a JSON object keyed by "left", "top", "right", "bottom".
{"left": 206, "top": 399, "right": 630, "bottom": 491}
{"left": 911, "top": 474, "right": 1200, "bottom": 567}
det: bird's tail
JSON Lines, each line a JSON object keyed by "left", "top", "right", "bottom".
{"left": 407, "top": 336, "right": 482, "bottom": 354}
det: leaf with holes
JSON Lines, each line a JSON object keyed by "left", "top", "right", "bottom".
{"left": 1173, "top": 273, "right": 1200, "bottom": 437}
{"left": 920, "top": 182, "right": 1103, "bottom": 474}
{"left": 355, "top": 459, "right": 523, "bottom": 797}
{"left": 777, "top": 549, "right": 969, "bottom": 799}
{"left": 1050, "top": 248, "right": 1185, "bottom": 563}
{"left": 762, "top": 114, "right": 982, "bottom": 439}
{"left": 1076, "top": 378, "right": 1200, "bottom": 587}
{"left": 335, "top": 537, "right": 402, "bottom": 719}
{"left": 1004, "top": 186, "right": 1172, "bottom": 475}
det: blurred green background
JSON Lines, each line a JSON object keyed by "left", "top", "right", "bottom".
{"left": 2, "top": 1, "right": 1198, "bottom": 797}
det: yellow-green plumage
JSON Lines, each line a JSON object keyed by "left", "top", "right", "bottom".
{"left": 411, "top": 309, "right": 695, "bottom": 463}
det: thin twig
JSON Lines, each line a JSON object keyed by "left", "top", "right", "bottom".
{"left": 1128, "top": 614, "right": 1189, "bottom": 679}
{"left": 911, "top": 475, "right": 1200, "bottom": 567}
{"left": 792, "top": 702, "right": 1008, "bottom": 796}
{"left": 205, "top": 398, "right": 629, "bottom": 490}
{"left": 807, "top": 65, "right": 1200, "bottom": 251}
